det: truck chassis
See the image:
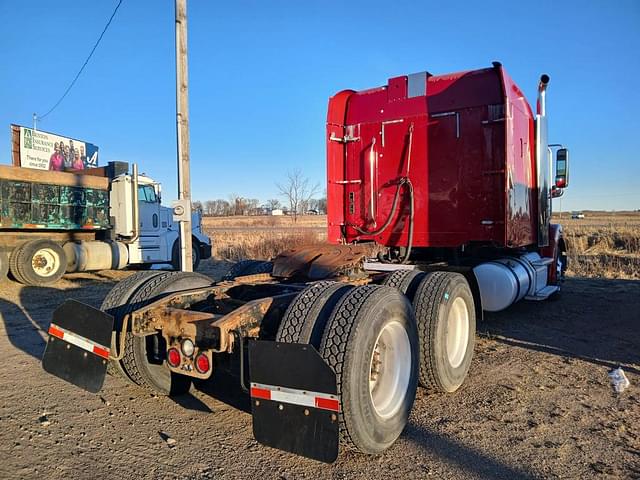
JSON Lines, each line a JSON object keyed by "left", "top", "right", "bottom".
{"left": 42, "top": 243, "right": 495, "bottom": 462}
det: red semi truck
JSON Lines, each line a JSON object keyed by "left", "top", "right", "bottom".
{"left": 42, "top": 63, "right": 569, "bottom": 462}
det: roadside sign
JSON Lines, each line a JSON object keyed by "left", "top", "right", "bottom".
{"left": 11, "top": 124, "right": 99, "bottom": 171}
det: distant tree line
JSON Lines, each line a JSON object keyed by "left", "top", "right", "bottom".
{"left": 192, "top": 170, "right": 326, "bottom": 219}
{"left": 192, "top": 196, "right": 327, "bottom": 217}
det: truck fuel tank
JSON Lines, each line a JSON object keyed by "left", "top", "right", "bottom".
{"left": 64, "top": 240, "right": 129, "bottom": 272}
{"left": 473, "top": 252, "right": 557, "bottom": 312}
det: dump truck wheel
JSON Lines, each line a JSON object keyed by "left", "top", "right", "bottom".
{"left": 276, "top": 281, "right": 352, "bottom": 347}
{"left": 413, "top": 271, "right": 475, "bottom": 393}
{"left": 119, "top": 271, "right": 213, "bottom": 395}
{"left": 223, "top": 259, "right": 273, "bottom": 280}
{"left": 101, "top": 271, "right": 166, "bottom": 380}
{"left": 0, "top": 251, "right": 9, "bottom": 280}
{"left": 171, "top": 237, "right": 201, "bottom": 271}
{"left": 382, "top": 269, "right": 426, "bottom": 301}
{"left": 9, "top": 240, "right": 67, "bottom": 285}
{"left": 319, "top": 285, "right": 419, "bottom": 454}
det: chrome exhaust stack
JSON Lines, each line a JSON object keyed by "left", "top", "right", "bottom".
{"left": 535, "top": 74, "right": 551, "bottom": 247}
{"left": 537, "top": 74, "right": 549, "bottom": 116}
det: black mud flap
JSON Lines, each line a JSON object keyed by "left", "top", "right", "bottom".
{"left": 42, "top": 300, "right": 114, "bottom": 394}
{"left": 249, "top": 340, "right": 339, "bottom": 463}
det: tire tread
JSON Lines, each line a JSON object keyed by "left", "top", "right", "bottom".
{"left": 413, "top": 271, "right": 474, "bottom": 392}
{"left": 101, "top": 271, "right": 165, "bottom": 379}
{"left": 119, "top": 271, "right": 211, "bottom": 394}
{"left": 276, "top": 281, "right": 352, "bottom": 347}
{"left": 383, "top": 269, "right": 425, "bottom": 300}
{"left": 276, "top": 281, "right": 334, "bottom": 343}
{"left": 319, "top": 284, "right": 383, "bottom": 451}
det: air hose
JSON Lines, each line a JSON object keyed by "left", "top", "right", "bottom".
{"left": 351, "top": 177, "right": 409, "bottom": 236}
{"left": 349, "top": 121, "right": 416, "bottom": 264}
{"left": 349, "top": 176, "right": 415, "bottom": 264}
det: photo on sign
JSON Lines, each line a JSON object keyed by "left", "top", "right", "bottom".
{"left": 19, "top": 126, "right": 99, "bottom": 171}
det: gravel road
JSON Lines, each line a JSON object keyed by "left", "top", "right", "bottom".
{"left": 0, "top": 263, "right": 638, "bottom": 479}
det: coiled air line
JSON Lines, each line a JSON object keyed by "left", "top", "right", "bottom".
{"left": 349, "top": 123, "right": 415, "bottom": 264}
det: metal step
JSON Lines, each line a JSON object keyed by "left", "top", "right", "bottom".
{"left": 363, "top": 262, "right": 415, "bottom": 272}
{"left": 525, "top": 285, "right": 559, "bottom": 301}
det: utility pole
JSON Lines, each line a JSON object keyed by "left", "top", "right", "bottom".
{"left": 174, "top": 0, "right": 193, "bottom": 271}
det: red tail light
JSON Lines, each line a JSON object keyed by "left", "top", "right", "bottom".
{"left": 167, "top": 348, "right": 181, "bottom": 368}
{"left": 195, "top": 353, "right": 210, "bottom": 373}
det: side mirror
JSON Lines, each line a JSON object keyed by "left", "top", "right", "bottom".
{"left": 153, "top": 183, "right": 162, "bottom": 204}
{"left": 555, "top": 148, "right": 569, "bottom": 188}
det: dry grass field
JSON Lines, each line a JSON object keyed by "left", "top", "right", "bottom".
{"left": 203, "top": 215, "right": 326, "bottom": 261}
{"left": 204, "top": 212, "right": 640, "bottom": 279}
{"left": 556, "top": 211, "right": 640, "bottom": 279}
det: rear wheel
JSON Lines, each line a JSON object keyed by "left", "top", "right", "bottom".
{"left": 413, "top": 272, "right": 475, "bottom": 393}
{"left": 276, "top": 281, "right": 352, "bottom": 347}
{"left": 319, "top": 285, "right": 419, "bottom": 454}
{"left": 9, "top": 240, "right": 67, "bottom": 285}
{"left": 115, "top": 271, "right": 213, "bottom": 395}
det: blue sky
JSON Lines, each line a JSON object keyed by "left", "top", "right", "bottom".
{"left": 1, "top": 0, "right": 639, "bottom": 211}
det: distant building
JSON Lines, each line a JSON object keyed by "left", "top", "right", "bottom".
{"left": 271, "top": 209, "right": 284, "bottom": 216}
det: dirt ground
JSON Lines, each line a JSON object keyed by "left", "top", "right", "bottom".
{"left": 0, "top": 261, "right": 639, "bottom": 479}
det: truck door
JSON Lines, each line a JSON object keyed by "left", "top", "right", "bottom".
{"left": 137, "top": 184, "right": 163, "bottom": 262}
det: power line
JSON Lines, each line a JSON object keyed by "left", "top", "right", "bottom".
{"left": 36, "top": 0, "right": 124, "bottom": 122}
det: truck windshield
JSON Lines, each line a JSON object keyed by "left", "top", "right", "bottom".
{"left": 138, "top": 185, "right": 158, "bottom": 203}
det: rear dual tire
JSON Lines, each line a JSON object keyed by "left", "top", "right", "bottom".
{"left": 101, "top": 271, "right": 213, "bottom": 395}
{"left": 277, "top": 283, "right": 419, "bottom": 454}
{"left": 101, "top": 271, "right": 166, "bottom": 380}
{"left": 320, "top": 285, "right": 419, "bottom": 453}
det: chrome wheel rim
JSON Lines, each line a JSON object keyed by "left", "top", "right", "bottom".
{"left": 369, "top": 321, "right": 411, "bottom": 419}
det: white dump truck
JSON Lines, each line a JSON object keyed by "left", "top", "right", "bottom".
{"left": 0, "top": 161, "right": 211, "bottom": 285}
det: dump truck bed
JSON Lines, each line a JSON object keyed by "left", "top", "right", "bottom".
{"left": 0, "top": 165, "right": 110, "bottom": 230}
